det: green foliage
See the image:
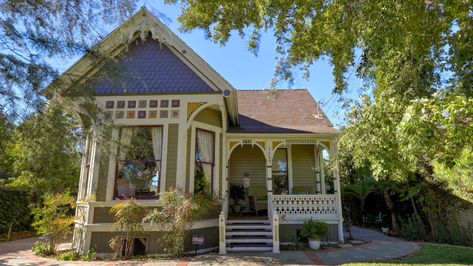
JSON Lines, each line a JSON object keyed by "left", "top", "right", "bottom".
{"left": 5, "top": 104, "right": 82, "bottom": 194}
{"left": 32, "top": 193, "right": 75, "bottom": 255}
{"left": 168, "top": 1, "right": 470, "bottom": 92}
{"left": 80, "top": 248, "right": 96, "bottom": 261}
{"left": 32, "top": 241, "right": 52, "bottom": 257}
{"left": 0, "top": 188, "right": 32, "bottom": 234}
{"left": 0, "top": 114, "right": 14, "bottom": 179}
{"left": 194, "top": 164, "right": 210, "bottom": 195}
{"left": 0, "top": 1, "right": 137, "bottom": 118}
{"left": 300, "top": 219, "right": 329, "bottom": 240}
{"left": 433, "top": 146, "right": 473, "bottom": 203}
{"left": 56, "top": 251, "right": 79, "bottom": 261}
{"left": 109, "top": 199, "right": 144, "bottom": 259}
{"left": 399, "top": 215, "right": 427, "bottom": 241}
{"left": 143, "top": 188, "right": 220, "bottom": 257}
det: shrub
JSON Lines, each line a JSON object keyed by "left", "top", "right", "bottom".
{"left": 32, "top": 193, "right": 75, "bottom": 255}
{"left": 300, "top": 219, "right": 329, "bottom": 240}
{"left": 0, "top": 188, "right": 32, "bottom": 235}
{"left": 80, "top": 248, "right": 96, "bottom": 261}
{"left": 143, "top": 188, "right": 220, "bottom": 257}
{"left": 56, "top": 251, "right": 79, "bottom": 261}
{"left": 109, "top": 199, "right": 144, "bottom": 259}
{"left": 32, "top": 241, "right": 51, "bottom": 256}
{"left": 400, "top": 215, "right": 426, "bottom": 241}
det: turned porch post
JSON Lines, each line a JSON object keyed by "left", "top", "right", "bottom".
{"left": 330, "top": 140, "right": 345, "bottom": 242}
{"left": 265, "top": 140, "right": 273, "bottom": 216}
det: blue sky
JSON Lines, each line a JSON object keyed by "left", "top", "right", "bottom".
{"left": 56, "top": 2, "right": 363, "bottom": 126}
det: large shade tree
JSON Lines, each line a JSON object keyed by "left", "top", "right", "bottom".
{"left": 166, "top": 0, "right": 473, "bottom": 240}
{"left": 0, "top": 0, "right": 137, "bottom": 119}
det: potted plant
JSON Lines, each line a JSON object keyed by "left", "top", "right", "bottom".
{"left": 300, "top": 219, "right": 329, "bottom": 250}
{"left": 229, "top": 183, "right": 245, "bottom": 213}
{"left": 375, "top": 212, "right": 389, "bottom": 233}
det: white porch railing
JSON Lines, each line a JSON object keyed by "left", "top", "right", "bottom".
{"left": 271, "top": 194, "right": 338, "bottom": 220}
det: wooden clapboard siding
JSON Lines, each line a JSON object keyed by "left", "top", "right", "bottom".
{"left": 166, "top": 124, "right": 178, "bottom": 190}
{"left": 291, "top": 145, "right": 316, "bottom": 189}
{"left": 96, "top": 147, "right": 109, "bottom": 201}
{"left": 194, "top": 108, "right": 222, "bottom": 128}
{"left": 185, "top": 127, "right": 192, "bottom": 193}
{"left": 229, "top": 146, "right": 265, "bottom": 186}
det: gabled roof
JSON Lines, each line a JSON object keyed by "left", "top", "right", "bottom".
{"left": 49, "top": 7, "right": 239, "bottom": 125}
{"left": 229, "top": 89, "right": 337, "bottom": 134}
{"left": 92, "top": 39, "right": 215, "bottom": 94}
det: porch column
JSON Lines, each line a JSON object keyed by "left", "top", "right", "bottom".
{"left": 314, "top": 147, "right": 321, "bottom": 194}
{"left": 265, "top": 140, "right": 273, "bottom": 214}
{"left": 319, "top": 148, "right": 326, "bottom": 194}
{"left": 330, "top": 140, "right": 344, "bottom": 242}
{"left": 266, "top": 159, "right": 273, "bottom": 210}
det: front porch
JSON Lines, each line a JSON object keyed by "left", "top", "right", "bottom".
{"left": 220, "top": 137, "right": 344, "bottom": 254}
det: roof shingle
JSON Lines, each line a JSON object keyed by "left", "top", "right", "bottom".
{"left": 92, "top": 39, "right": 215, "bottom": 94}
{"left": 230, "top": 89, "right": 337, "bottom": 134}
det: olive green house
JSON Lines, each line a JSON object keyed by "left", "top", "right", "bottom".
{"left": 61, "top": 7, "right": 344, "bottom": 255}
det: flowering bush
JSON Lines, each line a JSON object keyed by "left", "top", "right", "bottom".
{"left": 143, "top": 188, "right": 221, "bottom": 257}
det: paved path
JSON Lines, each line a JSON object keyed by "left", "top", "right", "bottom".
{"left": 304, "top": 226, "right": 420, "bottom": 265}
{"left": 0, "top": 227, "right": 419, "bottom": 265}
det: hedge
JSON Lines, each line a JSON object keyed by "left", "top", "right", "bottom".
{"left": 0, "top": 188, "right": 32, "bottom": 234}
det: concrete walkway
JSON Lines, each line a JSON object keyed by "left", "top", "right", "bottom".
{"left": 0, "top": 227, "right": 420, "bottom": 265}
{"left": 304, "top": 226, "right": 420, "bottom": 265}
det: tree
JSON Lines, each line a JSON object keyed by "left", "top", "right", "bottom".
{"left": 167, "top": 0, "right": 470, "bottom": 242}
{"left": 5, "top": 103, "right": 82, "bottom": 194}
{"left": 168, "top": 0, "right": 471, "bottom": 92}
{"left": 0, "top": 0, "right": 137, "bottom": 119}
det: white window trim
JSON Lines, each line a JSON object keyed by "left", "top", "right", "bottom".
{"left": 189, "top": 121, "right": 222, "bottom": 195}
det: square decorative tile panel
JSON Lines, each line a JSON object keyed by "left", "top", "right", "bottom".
{"left": 149, "top": 110, "right": 157, "bottom": 118}
{"left": 160, "top": 110, "right": 168, "bottom": 118}
{"left": 149, "top": 100, "right": 158, "bottom": 108}
{"left": 171, "top": 110, "right": 180, "bottom": 118}
{"left": 171, "top": 100, "right": 180, "bottom": 107}
{"left": 105, "top": 101, "right": 114, "bottom": 109}
{"left": 138, "top": 111, "right": 146, "bottom": 119}
{"left": 127, "top": 101, "right": 136, "bottom": 108}
{"left": 115, "top": 111, "right": 124, "bottom": 119}
{"left": 160, "top": 100, "right": 169, "bottom": 108}
{"left": 138, "top": 100, "right": 147, "bottom": 108}
{"left": 117, "top": 101, "right": 125, "bottom": 108}
{"left": 104, "top": 111, "right": 113, "bottom": 119}
{"left": 127, "top": 111, "right": 135, "bottom": 119}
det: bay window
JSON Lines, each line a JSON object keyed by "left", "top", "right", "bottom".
{"left": 194, "top": 129, "right": 215, "bottom": 195}
{"left": 115, "top": 126, "right": 162, "bottom": 200}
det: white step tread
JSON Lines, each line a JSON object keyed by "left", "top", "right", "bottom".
{"left": 226, "top": 246, "right": 273, "bottom": 252}
{"left": 225, "top": 238, "right": 273, "bottom": 243}
{"left": 226, "top": 220, "right": 269, "bottom": 224}
{"left": 226, "top": 225, "right": 271, "bottom": 230}
{"left": 226, "top": 231, "right": 272, "bottom": 236}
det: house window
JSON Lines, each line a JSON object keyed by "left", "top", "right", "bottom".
{"left": 272, "top": 148, "right": 288, "bottom": 194}
{"left": 194, "top": 129, "right": 215, "bottom": 195}
{"left": 115, "top": 127, "right": 162, "bottom": 200}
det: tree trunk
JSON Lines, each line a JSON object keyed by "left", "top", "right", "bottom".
{"left": 383, "top": 190, "right": 399, "bottom": 232}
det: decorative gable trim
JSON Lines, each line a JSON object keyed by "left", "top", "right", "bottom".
{"left": 48, "top": 7, "right": 239, "bottom": 126}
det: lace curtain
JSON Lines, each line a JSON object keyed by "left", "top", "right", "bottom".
{"left": 151, "top": 127, "right": 163, "bottom": 170}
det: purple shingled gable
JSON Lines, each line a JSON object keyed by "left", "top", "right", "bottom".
{"left": 92, "top": 39, "right": 215, "bottom": 94}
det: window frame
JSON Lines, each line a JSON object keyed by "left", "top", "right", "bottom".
{"left": 113, "top": 125, "right": 163, "bottom": 200}
{"left": 194, "top": 128, "right": 216, "bottom": 195}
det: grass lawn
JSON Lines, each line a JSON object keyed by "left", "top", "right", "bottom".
{"left": 344, "top": 242, "right": 473, "bottom": 266}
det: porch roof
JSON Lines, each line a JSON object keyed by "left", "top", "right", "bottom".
{"left": 229, "top": 89, "right": 337, "bottom": 134}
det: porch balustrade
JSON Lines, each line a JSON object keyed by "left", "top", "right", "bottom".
{"left": 271, "top": 194, "right": 338, "bottom": 220}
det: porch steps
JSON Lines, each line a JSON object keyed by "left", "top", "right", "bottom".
{"left": 225, "top": 219, "right": 273, "bottom": 252}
